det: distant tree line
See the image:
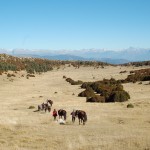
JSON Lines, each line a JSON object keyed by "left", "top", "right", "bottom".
{"left": 0, "top": 54, "right": 110, "bottom": 74}
{"left": 123, "top": 61, "right": 150, "bottom": 67}
{"left": 0, "top": 62, "right": 17, "bottom": 71}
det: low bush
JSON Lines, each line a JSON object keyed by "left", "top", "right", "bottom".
{"left": 142, "top": 75, "right": 150, "bottom": 81}
{"left": 86, "top": 95, "right": 105, "bottom": 103}
{"left": 66, "top": 78, "right": 83, "bottom": 85}
{"left": 81, "top": 82, "right": 92, "bottom": 89}
{"left": 106, "top": 91, "right": 130, "bottom": 102}
{"left": 7, "top": 73, "right": 16, "bottom": 77}
{"left": 63, "top": 75, "right": 66, "bottom": 78}
{"left": 127, "top": 103, "right": 134, "bottom": 108}
{"left": 125, "top": 68, "right": 150, "bottom": 82}
{"left": 28, "top": 106, "right": 35, "bottom": 109}
{"left": 120, "top": 70, "right": 127, "bottom": 73}
{"left": 78, "top": 87, "right": 95, "bottom": 97}
{"left": 71, "top": 80, "right": 83, "bottom": 85}
{"left": 27, "top": 74, "right": 35, "bottom": 77}
{"left": 66, "top": 78, "right": 74, "bottom": 83}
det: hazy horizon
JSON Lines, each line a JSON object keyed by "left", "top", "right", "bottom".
{"left": 0, "top": 47, "right": 150, "bottom": 52}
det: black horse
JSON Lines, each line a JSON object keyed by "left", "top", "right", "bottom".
{"left": 75, "top": 110, "right": 87, "bottom": 125}
{"left": 58, "top": 109, "right": 67, "bottom": 120}
{"left": 44, "top": 103, "right": 51, "bottom": 112}
{"left": 47, "top": 99, "right": 53, "bottom": 106}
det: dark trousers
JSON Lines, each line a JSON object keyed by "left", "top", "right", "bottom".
{"left": 53, "top": 115, "right": 57, "bottom": 120}
{"left": 72, "top": 117, "right": 75, "bottom": 123}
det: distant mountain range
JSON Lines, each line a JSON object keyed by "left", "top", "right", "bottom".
{"left": 0, "top": 47, "right": 150, "bottom": 64}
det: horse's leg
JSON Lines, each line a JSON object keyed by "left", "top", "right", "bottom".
{"left": 83, "top": 119, "right": 85, "bottom": 125}
{"left": 64, "top": 115, "right": 66, "bottom": 120}
{"left": 48, "top": 107, "right": 50, "bottom": 112}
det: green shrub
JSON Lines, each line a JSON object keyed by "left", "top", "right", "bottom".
{"left": 90, "top": 82, "right": 101, "bottom": 91}
{"left": 66, "top": 78, "right": 83, "bottom": 85}
{"left": 71, "top": 80, "right": 83, "bottom": 85}
{"left": 27, "top": 74, "right": 35, "bottom": 77}
{"left": 63, "top": 75, "right": 66, "bottom": 78}
{"left": 80, "top": 78, "right": 127, "bottom": 103}
{"left": 86, "top": 95, "right": 105, "bottom": 103}
{"left": 66, "top": 78, "right": 74, "bottom": 83}
{"left": 81, "top": 82, "right": 92, "bottom": 89}
{"left": 106, "top": 91, "right": 130, "bottom": 102}
{"left": 7, "top": 73, "right": 16, "bottom": 77}
{"left": 127, "top": 103, "right": 134, "bottom": 108}
{"left": 77, "top": 80, "right": 83, "bottom": 84}
{"left": 114, "top": 84, "right": 123, "bottom": 91}
{"left": 28, "top": 106, "right": 35, "bottom": 109}
{"left": 120, "top": 70, "right": 127, "bottom": 73}
{"left": 78, "top": 87, "right": 95, "bottom": 97}
{"left": 0, "top": 62, "right": 17, "bottom": 72}
{"left": 124, "top": 68, "right": 150, "bottom": 82}
{"left": 142, "top": 75, "right": 150, "bottom": 81}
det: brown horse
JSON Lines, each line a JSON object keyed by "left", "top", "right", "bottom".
{"left": 47, "top": 99, "right": 53, "bottom": 106}
{"left": 58, "top": 109, "right": 67, "bottom": 120}
{"left": 75, "top": 110, "right": 87, "bottom": 125}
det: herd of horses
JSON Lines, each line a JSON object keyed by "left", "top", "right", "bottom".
{"left": 37, "top": 99, "right": 87, "bottom": 125}
{"left": 38, "top": 100, "right": 53, "bottom": 112}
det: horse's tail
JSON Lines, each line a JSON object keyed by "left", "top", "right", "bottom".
{"left": 84, "top": 113, "right": 87, "bottom": 122}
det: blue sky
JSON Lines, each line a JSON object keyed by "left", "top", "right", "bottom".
{"left": 0, "top": 0, "right": 150, "bottom": 50}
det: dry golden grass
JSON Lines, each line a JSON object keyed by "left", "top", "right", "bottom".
{"left": 0, "top": 65, "right": 150, "bottom": 150}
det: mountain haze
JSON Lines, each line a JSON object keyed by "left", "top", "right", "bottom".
{"left": 0, "top": 48, "right": 149, "bottom": 64}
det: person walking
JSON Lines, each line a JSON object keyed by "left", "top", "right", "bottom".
{"left": 71, "top": 109, "right": 76, "bottom": 123}
{"left": 52, "top": 109, "right": 57, "bottom": 120}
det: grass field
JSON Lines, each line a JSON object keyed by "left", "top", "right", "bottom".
{"left": 0, "top": 65, "right": 150, "bottom": 150}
